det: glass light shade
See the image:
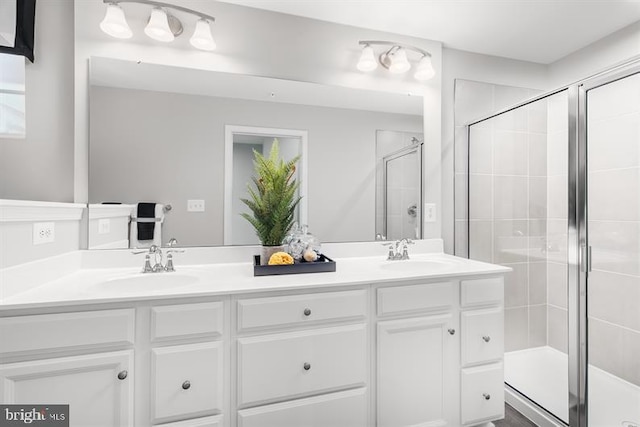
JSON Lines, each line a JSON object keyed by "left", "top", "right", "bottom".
{"left": 190, "top": 19, "right": 216, "bottom": 51}
{"left": 99, "top": 3, "right": 132, "bottom": 39}
{"left": 357, "top": 45, "right": 377, "bottom": 72}
{"left": 145, "top": 8, "right": 174, "bottom": 42}
{"left": 414, "top": 55, "right": 435, "bottom": 81}
{"left": 388, "top": 48, "right": 411, "bottom": 73}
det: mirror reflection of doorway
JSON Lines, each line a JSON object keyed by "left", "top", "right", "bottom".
{"left": 376, "top": 130, "right": 423, "bottom": 241}
{"left": 224, "top": 126, "right": 308, "bottom": 245}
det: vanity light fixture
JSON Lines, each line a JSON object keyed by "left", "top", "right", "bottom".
{"left": 100, "top": 0, "right": 216, "bottom": 51}
{"left": 357, "top": 41, "right": 435, "bottom": 81}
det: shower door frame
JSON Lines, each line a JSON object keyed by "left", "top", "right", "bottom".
{"left": 460, "top": 56, "right": 640, "bottom": 427}
{"left": 574, "top": 59, "right": 640, "bottom": 427}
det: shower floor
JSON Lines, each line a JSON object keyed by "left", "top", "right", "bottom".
{"left": 505, "top": 346, "right": 640, "bottom": 426}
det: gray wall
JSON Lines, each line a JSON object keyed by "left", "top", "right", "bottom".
{"left": 0, "top": 0, "right": 74, "bottom": 201}
{"left": 89, "top": 86, "right": 422, "bottom": 245}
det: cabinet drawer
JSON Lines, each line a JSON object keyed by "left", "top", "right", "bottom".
{"left": 237, "top": 324, "right": 367, "bottom": 407}
{"left": 151, "top": 342, "right": 223, "bottom": 423}
{"left": 377, "top": 281, "right": 454, "bottom": 316}
{"left": 0, "top": 309, "right": 135, "bottom": 355}
{"left": 237, "top": 388, "right": 367, "bottom": 427}
{"left": 237, "top": 290, "right": 366, "bottom": 332}
{"left": 151, "top": 302, "right": 224, "bottom": 342}
{"left": 461, "top": 363, "right": 504, "bottom": 425}
{"left": 461, "top": 307, "right": 504, "bottom": 366}
{"left": 460, "top": 277, "right": 503, "bottom": 307}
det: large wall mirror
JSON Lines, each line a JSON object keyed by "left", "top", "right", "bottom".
{"left": 87, "top": 56, "right": 424, "bottom": 248}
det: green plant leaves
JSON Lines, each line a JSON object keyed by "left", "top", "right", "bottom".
{"left": 240, "top": 139, "right": 302, "bottom": 246}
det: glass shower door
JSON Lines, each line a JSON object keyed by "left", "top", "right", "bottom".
{"left": 467, "top": 89, "right": 571, "bottom": 424}
{"left": 584, "top": 67, "right": 640, "bottom": 427}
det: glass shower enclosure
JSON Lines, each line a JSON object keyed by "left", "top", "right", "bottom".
{"left": 461, "top": 59, "right": 640, "bottom": 426}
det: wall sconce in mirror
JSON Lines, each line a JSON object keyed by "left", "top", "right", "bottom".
{"left": 100, "top": 0, "right": 216, "bottom": 51}
{"left": 357, "top": 41, "right": 435, "bottom": 81}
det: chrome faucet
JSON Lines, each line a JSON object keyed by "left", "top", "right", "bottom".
{"left": 384, "top": 238, "right": 414, "bottom": 261}
{"left": 132, "top": 239, "right": 184, "bottom": 273}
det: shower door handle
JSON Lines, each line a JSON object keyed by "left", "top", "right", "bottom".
{"left": 581, "top": 245, "right": 592, "bottom": 274}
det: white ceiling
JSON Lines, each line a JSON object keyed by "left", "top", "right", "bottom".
{"left": 218, "top": 0, "right": 640, "bottom": 64}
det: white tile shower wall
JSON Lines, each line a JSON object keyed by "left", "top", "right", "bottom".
{"left": 454, "top": 79, "right": 542, "bottom": 260}
{"left": 463, "top": 81, "right": 548, "bottom": 352}
{"left": 586, "top": 73, "right": 640, "bottom": 386}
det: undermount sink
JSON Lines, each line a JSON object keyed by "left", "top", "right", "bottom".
{"left": 93, "top": 273, "right": 199, "bottom": 293}
{"left": 379, "top": 259, "right": 456, "bottom": 273}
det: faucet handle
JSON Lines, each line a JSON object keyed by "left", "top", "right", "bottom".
{"left": 167, "top": 238, "right": 178, "bottom": 248}
{"left": 164, "top": 253, "right": 176, "bottom": 272}
{"left": 384, "top": 243, "right": 395, "bottom": 261}
{"left": 141, "top": 254, "right": 153, "bottom": 273}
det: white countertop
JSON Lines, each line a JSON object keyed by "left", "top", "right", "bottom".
{"left": 0, "top": 240, "right": 510, "bottom": 311}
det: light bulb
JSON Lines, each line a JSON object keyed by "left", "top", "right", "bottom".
{"left": 190, "top": 19, "right": 216, "bottom": 51}
{"left": 100, "top": 3, "right": 132, "bottom": 39}
{"left": 357, "top": 44, "right": 377, "bottom": 72}
{"left": 388, "top": 48, "right": 410, "bottom": 73}
{"left": 414, "top": 55, "right": 435, "bottom": 81}
{"left": 145, "top": 8, "right": 174, "bottom": 42}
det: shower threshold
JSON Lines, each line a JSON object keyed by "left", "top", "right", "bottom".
{"left": 505, "top": 346, "right": 640, "bottom": 427}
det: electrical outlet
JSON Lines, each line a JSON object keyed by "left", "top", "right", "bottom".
{"left": 187, "top": 199, "right": 205, "bottom": 212}
{"left": 98, "top": 218, "right": 111, "bottom": 235}
{"left": 424, "top": 203, "right": 436, "bottom": 223}
{"left": 33, "top": 222, "right": 55, "bottom": 245}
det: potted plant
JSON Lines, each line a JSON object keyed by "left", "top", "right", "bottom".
{"left": 241, "top": 139, "right": 302, "bottom": 265}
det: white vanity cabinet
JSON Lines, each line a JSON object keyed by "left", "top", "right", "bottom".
{"left": 0, "top": 309, "right": 136, "bottom": 427}
{"left": 459, "top": 277, "right": 505, "bottom": 426}
{"left": 376, "top": 281, "right": 458, "bottom": 427}
{"left": 0, "top": 259, "right": 508, "bottom": 427}
{"left": 234, "top": 289, "right": 369, "bottom": 427}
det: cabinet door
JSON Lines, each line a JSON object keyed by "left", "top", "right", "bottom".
{"left": 377, "top": 313, "right": 454, "bottom": 427}
{"left": 0, "top": 350, "right": 133, "bottom": 427}
{"left": 151, "top": 342, "right": 223, "bottom": 423}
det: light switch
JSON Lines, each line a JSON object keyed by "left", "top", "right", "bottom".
{"left": 424, "top": 203, "right": 436, "bottom": 222}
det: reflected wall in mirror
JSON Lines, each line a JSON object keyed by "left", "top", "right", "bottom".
{"left": 88, "top": 57, "right": 423, "bottom": 248}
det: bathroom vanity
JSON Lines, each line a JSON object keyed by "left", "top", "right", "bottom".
{"left": 0, "top": 241, "right": 508, "bottom": 427}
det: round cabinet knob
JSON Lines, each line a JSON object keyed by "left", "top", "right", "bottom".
{"left": 117, "top": 370, "right": 128, "bottom": 380}
{"left": 482, "top": 336, "right": 491, "bottom": 342}
{"left": 303, "top": 363, "right": 311, "bottom": 371}
{"left": 483, "top": 393, "right": 491, "bottom": 400}
{"left": 448, "top": 328, "right": 456, "bottom": 335}
{"left": 182, "top": 380, "right": 191, "bottom": 390}
{"left": 303, "top": 308, "right": 312, "bottom": 317}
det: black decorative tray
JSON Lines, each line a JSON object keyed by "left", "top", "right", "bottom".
{"left": 253, "top": 254, "right": 336, "bottom": 276}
